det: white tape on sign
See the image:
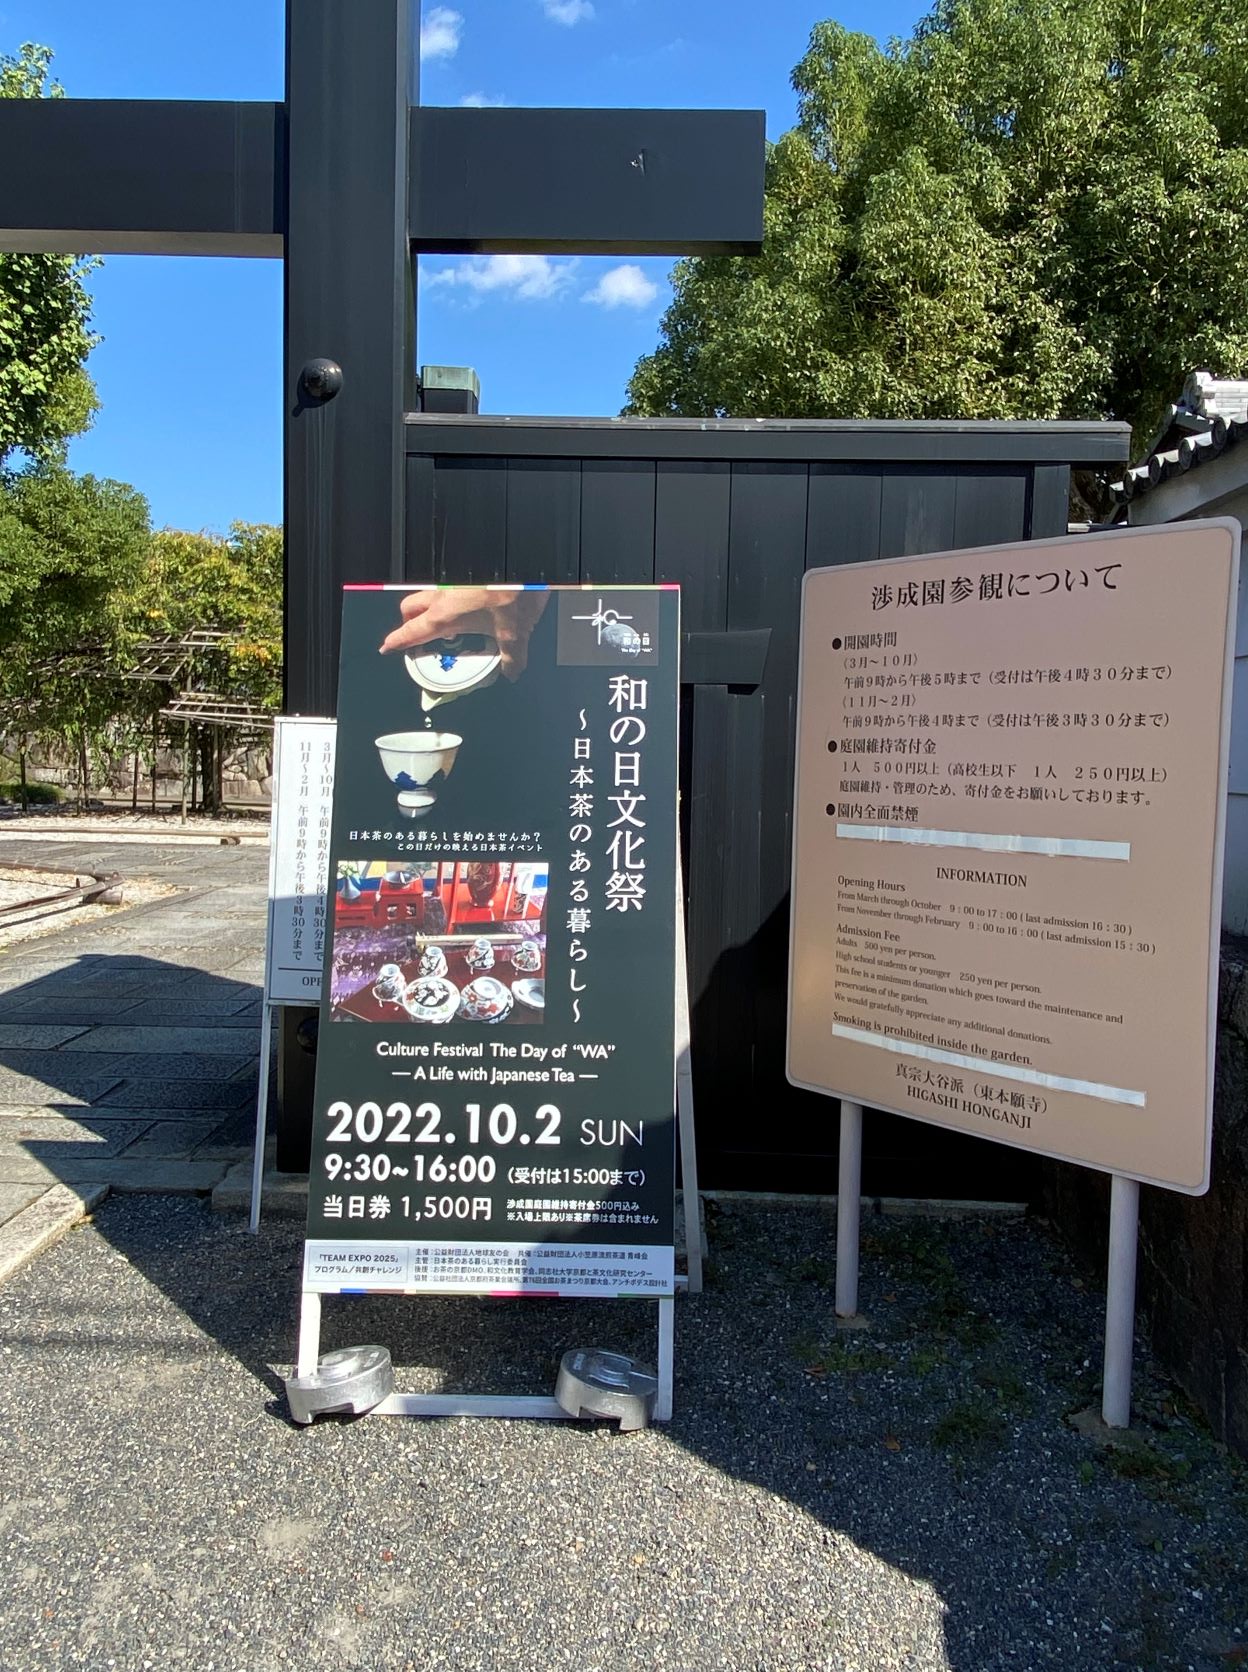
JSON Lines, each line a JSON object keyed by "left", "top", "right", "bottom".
{"left": 835, "top": 824, "right": 1130, "bottom": 862}
{"left": 831, "top": 1022, "right": 1146, "bottom": 1108}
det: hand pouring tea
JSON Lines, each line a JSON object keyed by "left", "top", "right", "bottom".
{"left": 375, "top": 634, "right": 501, "bottom": 816}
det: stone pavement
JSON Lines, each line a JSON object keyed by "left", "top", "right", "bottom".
{"left": 0, "top": 833, "right": 272, "bottom": 1279}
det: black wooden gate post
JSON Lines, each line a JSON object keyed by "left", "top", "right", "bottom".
{"left": 277, "top": 0, "right": 417, "bottom": 1159}
{"left": 283, "top": 0, "right": 413, "bottom": 717}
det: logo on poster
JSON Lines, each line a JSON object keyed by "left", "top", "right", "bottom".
{"left": 572, "top": 599, "right": 648, "bottom": 655}
{"left": 557, "top": 591, "right": 660, "bottom": 667}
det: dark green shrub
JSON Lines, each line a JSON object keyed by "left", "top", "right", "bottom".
{"left": 0, "top": 781, "right": 62, "bottom": 806}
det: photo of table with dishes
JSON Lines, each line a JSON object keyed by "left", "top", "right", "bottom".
{"left": 329, "top": 859, "right": 547, "bottom": 1026}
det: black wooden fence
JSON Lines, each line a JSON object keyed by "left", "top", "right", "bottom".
{"left": 393, "top": 416, "right": 1130, "bottom": 1199}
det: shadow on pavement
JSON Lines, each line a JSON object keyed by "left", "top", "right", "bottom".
{"left": 0, "top": 951, "right": 262, "bottom": 1189}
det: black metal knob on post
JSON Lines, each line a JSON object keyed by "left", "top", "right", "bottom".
{"left": 299, "top": 357, "right": 343, "bottom": 401}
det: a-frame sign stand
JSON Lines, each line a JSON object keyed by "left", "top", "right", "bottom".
{"left": 257, "top": 732, "right": 702, "bottom": 1425}
{"left": 0, "top": 0, "right": 764, "bottom": 1174}
{"left": 293, "top": 1279, "right": 679, "bottom": 1425}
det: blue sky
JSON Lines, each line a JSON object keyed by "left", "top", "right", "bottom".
{"left": 4, "top": 1, "right": 924, "bottom": 533}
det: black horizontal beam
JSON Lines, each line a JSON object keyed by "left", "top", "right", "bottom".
{"left": 0, "top": 100, "right": 763, "bottom": 261}
{"left": 0, "top": 99, "right": 283, "bottom": 256}
{"left": 408, "top": 107, "right": 765, "bottom": 255}
{"left": 404, "top": 415, "right": 1134, "bottom": 465}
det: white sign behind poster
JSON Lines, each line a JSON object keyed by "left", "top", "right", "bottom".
{"left": 264, "top": 716, "right": 336, "bottom": 1006}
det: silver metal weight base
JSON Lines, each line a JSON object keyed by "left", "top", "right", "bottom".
{"left": 285, "top": 1345, "right": 395, "bottom": 1425}
{"left": 555, "top": 1348, "right": 658, "bottom": 1431}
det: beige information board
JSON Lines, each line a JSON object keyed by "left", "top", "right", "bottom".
{"left": 787, "top": 521, "right": 1238, "bottom": 1194}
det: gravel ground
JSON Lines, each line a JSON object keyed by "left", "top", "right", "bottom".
{"left": 0, "top": 866, "right": 177, "bottom": 954}
{"left": 2, "top": 1195, "right": 1246, "bottom": 1672}
{"left": 0, "top": 812, "right": 269, "bottom": 838}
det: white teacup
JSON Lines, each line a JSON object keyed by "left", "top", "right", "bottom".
{"left": 375, "top": 730, "right": 462, "bottom": 815}
{"left": 415, "top": 942, "right": 448, "bottom": 978}
{"left": 466, "top": 937, "right": 495, "bottom": 972}
{"left": 372, "top": 962, "right": 406, "bottom": 1003}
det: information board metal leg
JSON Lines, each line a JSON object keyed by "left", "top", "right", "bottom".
{"left": 1102, "top": 1174, "right": 1139, "bottom": 1429}
{"left": 249, "top": 1002, "right": 275, "bottom": 1233}
{"left": 296, "top": 1290, "right": 322, "bottom": 1380}
{"left": 836, "top": 1100, "right": 863, "bottom": 1319}
{"left": 655, "top": 1296, "right": 675, "bottom": 1423}
{"left": 674, "top": 859, "right": 703, "bottom": 1294}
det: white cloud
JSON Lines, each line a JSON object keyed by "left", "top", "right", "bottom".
{"left": 582, "top": 264, "right": 660, "bottom": 309}
{"left": 543, "top": 0, "right": 594, "bottom": 24}
{"left": 424, "top": 254, "right": 577, "bottom": 301}
{"left": 420, "top": 6, "right": 462, "bottom": 60}
{"left": 459, "top": 91, "right": 509, "bottom": 107}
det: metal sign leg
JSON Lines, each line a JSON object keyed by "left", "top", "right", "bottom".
{"left": 1102, "top": 1174, "right": 1140, "bottom": 1428}
{"left": 296, "top": 1289, "right": 323, "bottom": 1380}
{"left": 674, "top": 857, "right": 703, "bottom": 1294}
{"left": 249, "top": 1002, "right": 275, "bottom": 1233}
{"left": 655, "top": 1296, "right": 675, "bottom": 1422}
{"left": 836, "top": 1100, "right": 863, "bottom": 1319}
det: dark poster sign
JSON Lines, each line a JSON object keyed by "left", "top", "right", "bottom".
{"left": 303, "top": 584, "right": 679, "bottom": 1297}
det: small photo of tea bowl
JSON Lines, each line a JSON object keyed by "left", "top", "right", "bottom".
{"left": 511, "top": 978, "right": 545, "bottom": 1010}
{"left": 415, "top": 942, "right": 448, "bottom": 978}
{"left": 372, "top": 962, "right": 406, "bottom": 1004}
{"left": 402, "top": 976, "right": 461, "bottom": 1024}
{"left": 375, "top": 731, "right": 462, "bottom": 815}
{"left": 458, "top": 976, "right": 512, "bottom": 1023}
{"left": 465, "top": 937, "right": 495, "bottom": 973}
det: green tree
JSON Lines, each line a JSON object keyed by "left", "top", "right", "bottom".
{"left": 126, "top": 523, "right": 282, "bottom": 811}
{"left": 0, "top": 467, "right": 150, "bottom": 804}
{"left": 626, "top": 1, "right": 1248, "bottom": 451}
{"left": 0, "top": 44, "right": 98, "bottom": 464}
{"left": 135, "top": 523, "right": 283, "bottom": 710}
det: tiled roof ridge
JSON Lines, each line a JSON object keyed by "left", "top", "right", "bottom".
{"left": 1112, "top": 372, "right": 1248, "bottom": 503}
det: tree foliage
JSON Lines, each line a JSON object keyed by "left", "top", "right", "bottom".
{"left": 0, "top": 471, "right": 282, "bottom": 808}
{"left": 114, "top": 524, "right": 283, "bottom": 811}
{"left": 0, "top": 468, "right": 150, "bottom": 801}
{"left": 0, "top": 467, "right": 150, "bottom": 668}
{"left": 626, "top": 0, "right": 1248, "bottom": 445}
{"left": 0, "top": 45, "right": 99, "bottom": 464}
{"left": 134, "top": 523, "right": 283, "bottom": 712}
